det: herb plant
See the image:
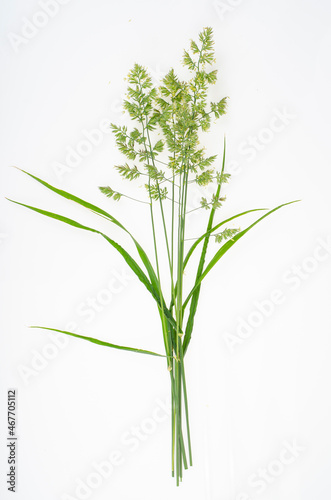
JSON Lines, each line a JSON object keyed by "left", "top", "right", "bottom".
{"left": 8, "top": 27, "right": 297, "bottom": 485}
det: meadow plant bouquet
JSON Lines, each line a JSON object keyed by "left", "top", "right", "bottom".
{"left": 8, "top": 27, "right": 297, "bottom": 485}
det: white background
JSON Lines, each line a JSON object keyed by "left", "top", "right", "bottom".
{"left": 1, "top": 1, "right": 331, "bottom": 499}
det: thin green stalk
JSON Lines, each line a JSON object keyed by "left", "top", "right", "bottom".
{"left": 177, "top": 166, "right": 192, "bottom": 466}
{"left": 146, "top": 126, "right": 176, "bottom": 299}
{"left": 142, "top": 115, "right": 181, "bottom": 482}
{"left": 140, "top": 119, "right": 173, "bottom": 368}
{"left": 178, "top": 337, "right": 192, "bottom": 466}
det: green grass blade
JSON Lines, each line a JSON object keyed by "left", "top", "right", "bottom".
{"left": 181, "top": 139, "right": 227, "bottom": 352}
{"left": 30, "top": 326, "right": 165, "bottom": 357}
{"left": 133, "top": 239, "right": 160, "bottom": 292}
{"left": 180, "top": 210, "right": 267, "bottom": 346}
{"left": 7, "top": 199, "right": 160, "bottom": 306}
{"left": 14, "top": 168, "right": 160, "bottom": 294}
{"left": 14, "top": 167, "right": 126, "bottom": 228}
{"left": 183, "top": 200, "right": 300, "bottom": 322}
{"left": 7, "top": 198, "right": 177, "bottom": 330}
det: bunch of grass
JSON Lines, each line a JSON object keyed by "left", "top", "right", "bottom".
{"left": 8, "top": 27, "right": 297, "bottom": 485}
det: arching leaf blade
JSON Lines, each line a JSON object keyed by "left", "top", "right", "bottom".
{"left": 7, "top": 199, "right": 160, "bottom": 309}
{"left": 7, "top": 198, "right": 177, "bottom": 330}
{"left": 182, "top": 200, "right": 300, "bottom": 352}
{"left": 30, "top": 326, "right": 165, "bottom": 357}
{"left": 183, "top": 200, "right": 299, "bottom": 311}
{"left": 13, "top": 168, "right": 160, "bottom": 294}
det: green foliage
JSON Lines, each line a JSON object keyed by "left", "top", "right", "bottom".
{"left": 200, "top": 193, "right": 225, "bottom": 210}
{"left": 183, "top": 201, "right": 299, "bottom": 312}
{"left": 123, "top": 63, "right": 156, "bottom": 124}
{"left": 99, "top": 186, "right": 122, "bottom": 201}
{"left": 199, "top": 154, "right": 217, "bottom": 170}
{"left": 110, "top": 124, "right": 138, "bottom": 160}
{"left": 110, "top": 27, "right": 228, "bottom": 188}
{"left": 9, "top": 27, "right": 297, "bottom": 489}
{"left": 153, "top": 139, "right": 164, "bottom": 153}
{"left": 195, "top": 169, "right": 214, "bottom": 186}
{"left": 211, "top": 97, "right": 228, "bottom": 118}
{"left": 183, "top": 50, "right": 196, "bottom": 71}
{"left": 115, "top": 163, "right": 140, "bottom": 180}
{"left": 31, "top": 326, "right": 165, "bottom": 357}
{"left": 200, "top": 196, "right": 210, "bottom": 209}
{"left": 212, "top": 193, "right": 226, "bottom": 210}
{"left": 145, "top": 164, "right": 165, "bottom": 181}
{"left": 217, "top": 171, "right": 231, "bottom": 184}
{"left": 145, "top": 183, "right": 168, "bottom": 200}
{"left": 214, "top": 227, "right": 240, "bottom": 243}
